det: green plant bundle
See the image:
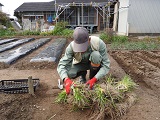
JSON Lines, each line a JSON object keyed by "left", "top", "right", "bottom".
{"left": 100, "top": 77, "right": 123, "bottom": 106}
{"left": 55, "top": 90, "right": 67, "bottom": 103}
{"left": 93, "top": 85, "right": 108, "bottom": 110}
{"left": 105, "top": 74, "right": 116, "bottom": 85}
{"left": 116, "top": 75, "right": 137, "bottom": 93}
{"left": 72, "top": 86, "right": 90, "bottom": 109}
{"left": 55, "top": 75, "right": 137, "bottom": 119}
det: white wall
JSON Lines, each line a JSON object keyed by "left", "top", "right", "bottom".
{"left": 117, "top": 0, "right": 129, "bottom": 35}
{"left": 128, "top": 0, "right": 160, "bottom": 34}
{"left": 113, "top": 2, "right": 119, "bottom": 32}
{"left": 0, "top": 6, "right": 2, "bottom": 12}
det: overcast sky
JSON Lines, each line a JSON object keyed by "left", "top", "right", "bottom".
{"left": 0, "top": 0, "right": 52, "bottom": 16}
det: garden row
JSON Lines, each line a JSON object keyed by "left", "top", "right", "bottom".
{"left": 0, "top": 38, "right": 66, "bottom": 67}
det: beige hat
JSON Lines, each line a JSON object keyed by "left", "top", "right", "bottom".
{"left": 73, "top": 27, "right": 89, "bottom": 52}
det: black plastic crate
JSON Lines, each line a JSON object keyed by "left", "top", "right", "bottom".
{"left": 0, "top": 78, "right": 40, "bottom": 94}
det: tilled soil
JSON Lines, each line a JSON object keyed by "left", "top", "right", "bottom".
{"left": 0, "top": 37, "right": 160, "bottom": 120}
{"left": 109, "top": 50, "right": 160, "bottom": 120}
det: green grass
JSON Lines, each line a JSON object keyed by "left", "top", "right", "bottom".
{"left": 18, "top": 30, "right": 41, "bottom": 36}
{"left": 100, "top": 32, "right": 160, "bottom": 50}
{"left": 111, "top": 41, "right": 160, "bottom": 50}
{"left": 112, "top": 35, "right": 128, "bottom": 43}
{"left": 0, "top": 29, "right": 16, "bottom": 37}
{"left": 0, "top": 21, "right": 73, "bottom": 38}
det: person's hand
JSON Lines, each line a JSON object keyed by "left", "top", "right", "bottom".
{"left": 86, "top": 77, "right": 97, "bottom": 89}
{"left": 64, "top": 78, "right": 73, "bottom": 94}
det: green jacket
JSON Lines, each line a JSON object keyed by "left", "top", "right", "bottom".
{"left": 57, "top": 36, "right": 110, "bottom": 80}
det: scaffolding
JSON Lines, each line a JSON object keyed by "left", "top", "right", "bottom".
{"left": 54, "top": 0, "right": 118, "bottom": 32}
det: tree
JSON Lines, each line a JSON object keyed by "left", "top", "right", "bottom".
{"left": 0, "top": 11, "right": 12, "bottom": 28}
{"left": 0, "top": 11, "right": 8, "bottom": 25}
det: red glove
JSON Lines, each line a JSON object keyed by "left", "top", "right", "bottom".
{"left": 86, "top": 77, "right": 97, "bottom": 89}
{"left": 64, "top": 78, "right": 73, "bottom": 94}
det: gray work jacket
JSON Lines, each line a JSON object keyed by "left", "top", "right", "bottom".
{"left": 57, "top": 36, "right": 110, "bottom": 81}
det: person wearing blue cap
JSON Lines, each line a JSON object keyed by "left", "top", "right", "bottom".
{"left": 57, "top": 27, "right": 110, "bottom": 94}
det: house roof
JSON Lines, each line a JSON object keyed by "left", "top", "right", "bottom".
{"left": 14, "top": 0, "right": 112, "bottom": 12}
{"left": 14, "top": 1, "right": 55, "bottom": 12}
{"left": 55, "top": 0, "right": 109, "bottom": 3}
{"left": 0, "top": 3, "right": 4, "bottom": 6}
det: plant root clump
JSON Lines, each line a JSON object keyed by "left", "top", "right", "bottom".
{"left": 55, "top": 75, "right": 138, "bottom": 120}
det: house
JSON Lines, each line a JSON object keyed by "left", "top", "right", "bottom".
{"left": 117, "top": 0, "right": 160, "bottom": 36}
{"left": 14, "top": 0, "right": 160, "bottom": 35}
{"left": 54, "top": 0, "right": 117, "bottom": 33}
{"left": 14, "top": 1, "right": 56, "bottom": 31}
{"left": 14, "top": 0, "right": 118, "bottom": 33}
{"left": 0, "top": 3, "right": 3, "bottom": 12}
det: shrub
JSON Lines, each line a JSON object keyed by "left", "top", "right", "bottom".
{"left": 61, "top": 29, "right": 73, "bottom": 38}
{"left": 52, "top": 21, "right": 68, "bottom": 35}
{"left": 100, "top": 32, "right": 111, "bottom": 43}
{"left": 0, "top": 29, "right": 16, "bottom": 37}
{"left": 52, "top": 26, "right": 63, "bottom": 35}
{"left": 8, "top": 27, "right": 15, "bottom": 32}
{"left": 100, "top": 32, "right": 128, "bottom": 43}
{"left": 50, "top": 21, "right": 73, "bottom": 38}
{"left": 0, "top": 11, "right": 12, "bottom": 28}
{"left": 112, "top": 35, "right": 128, "bottom": 43}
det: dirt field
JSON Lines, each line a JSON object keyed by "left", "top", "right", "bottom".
{"left": 0, "top": 36, "right": 160, "bottom": 120}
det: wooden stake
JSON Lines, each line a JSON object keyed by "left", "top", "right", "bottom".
{"left": 28, "top": 76, "right": 34, "bottom": 95}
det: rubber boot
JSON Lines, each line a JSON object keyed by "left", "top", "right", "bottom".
{"left": 89, "top": 65, "right": 100, "bottom": 79}
{"left": 79, "top": 71, "right": 87, "bottom": 84}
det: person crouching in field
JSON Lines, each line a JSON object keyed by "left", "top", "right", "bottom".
{"left": 57, "top": 27, "right": 110, "bottom": 94}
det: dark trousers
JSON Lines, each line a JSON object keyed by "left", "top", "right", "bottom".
{"left": 68, "top": 62, "right": 100, "bottom": 80}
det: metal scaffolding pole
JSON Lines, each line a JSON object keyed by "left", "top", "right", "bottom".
{"left": 78, "top": 8, "right": 80, "bottom": 26}
{"left": 55, "top": 3, "right": 71, "bottom": 23}
{"left": 81, "top": 3, "right": 84, "bottom": 27}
